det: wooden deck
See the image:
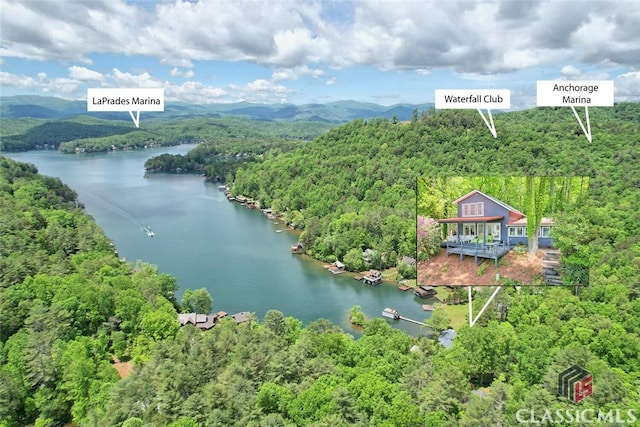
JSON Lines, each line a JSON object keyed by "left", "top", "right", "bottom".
{"left": 444, "top": 241, "right": 511, "bottom": 268}
{"left": 398, "top": 315, "right": 426, "bottom": 326}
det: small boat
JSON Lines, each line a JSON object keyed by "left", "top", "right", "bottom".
{"left": 218, "top": 185, "right": 227, "bottom": 190}
{"left": 276, "top": 230, "right": 284, "bottom": 233}
{"left": 382, "top": 307, "right": 400, "bottom": 320}
{"left": 142, "top": 226, "right": 155, "bottom": 237}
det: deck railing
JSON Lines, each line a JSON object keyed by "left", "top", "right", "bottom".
{"left": 445, "top": 239, "right": 509, "bottom": 256}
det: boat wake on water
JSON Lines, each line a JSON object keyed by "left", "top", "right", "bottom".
{"left": 141, "top": 226, "right": 155, "bottom": 237}
{"left": 77, "top": 188, "right": 155, "bottom": 237}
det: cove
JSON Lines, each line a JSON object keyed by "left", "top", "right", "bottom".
{"left": 6, "top": 147, "right": 433, "bottom": 335}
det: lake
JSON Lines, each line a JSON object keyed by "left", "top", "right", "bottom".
{"left": 6, "top": 146, "right": 435, "bottom": 336}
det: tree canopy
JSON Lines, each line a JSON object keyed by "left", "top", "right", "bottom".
{"left": 1, "top": 102, "right": 640, "bottom": 426}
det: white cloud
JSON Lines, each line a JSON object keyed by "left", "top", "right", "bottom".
{"left": 229, "top": 79, "right": 292, "bottom": 103}
{"left": 560, "top": 65, "right": 583, "bottom": 79}
{"left": 325, "top": 77, "right": 336, "bottom": 86}
{"left": 615, "top": 71, "right": 640, "bottom": 101}
{"left": 272, "top": 65, "right": 324, "bottom": 81}
{"left": 0, "top": 71, "right": 40, "bottom": 88}
{"left": 170, "top": 68, "right": 195, "bottom": 78}
{"left": 165, "top": 81, "right": 228, "bottom": 104}
{"left": 68, "top": 66, "right": 106, "bottom": 82}
{"left": 111, "top": 68, "right": 164, "bottom": 88}
{"left": 1, "top": 0, "right": 639, "bottom": 92}
{"left": 0, "top": 0, "right": 140, "bottom": 63}
{"left": 1, "top": 71, "right": 84, "bottom": 96}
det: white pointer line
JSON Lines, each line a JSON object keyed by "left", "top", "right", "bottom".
{"left": 570, "top": 105, "right": 592, "bottom": 143}
{"left": 477, "top": 108, "right": 497, "bottom": 138}
{"left": 129, "top": 110, "right": 141, "bottom": 128}
{"left": 469, "top": 285, "right": 502, "bottom": 327}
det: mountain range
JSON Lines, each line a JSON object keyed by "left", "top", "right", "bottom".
{"left": 1, "top": 96, "right": 434, "bottom": 123}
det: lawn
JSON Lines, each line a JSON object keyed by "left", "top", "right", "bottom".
{"left": 435, "top": 287, "right": 468, "bottom": 329}
{"left": 440, "top": 303, "right": 468, "bottom": 329}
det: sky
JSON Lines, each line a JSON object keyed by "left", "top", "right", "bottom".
{"left": 1, "top": 0, "right": 639, "bottom": 108}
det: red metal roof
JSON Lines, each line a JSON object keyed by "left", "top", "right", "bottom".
{"left": 438, "top": 216, "right": 504, "bottom": 223}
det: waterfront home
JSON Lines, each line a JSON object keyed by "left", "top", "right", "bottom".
{"left": 363, "top": 248, "right": 375, "bottom": 263}
{"left": 382, "top": 307, "right": 400, "bottom": 320}
{"left": 414, "top": 285, "right": 436, "bottom": 299}
{"left": 328, "top": 260, "right": 346, "bottom": 274}
{"left": 231, "top": 312, "right": 251, "bottom": 324}
{"left": 177, "top": 312, "right": 216, "bottom": 330}
{"left": 437, "top": 189, "right": 555, "bottom": 248}
{"left": 291, "top": 242, "right": 304, "bottom": 254}
{"left": 400, "top": 256, "right": 417, "bottom": 266}
{"left": 363, "top": 269, "right": 383, "bottom": 286}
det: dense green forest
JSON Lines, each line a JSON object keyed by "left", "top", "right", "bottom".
{"left": 143, "top": 136, "right": 305, "bottom": 182}
{"left": 0, "top": 115, "right": 333, "bottom": 154}
{"left": 232, "top": 104, "right": 640, "bottom": 281}
{"left": 1, "top": 102, "right": 640, "bottom": 426}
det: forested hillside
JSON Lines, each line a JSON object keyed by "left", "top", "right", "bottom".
{"left": 232, "top": 104, "right": 640, "bottom": 288}
{"left": 1, "top": 102, "right": 639, "bottom": 426}
{"left": 0, "top": 115, "right": 333, "bottom": 153}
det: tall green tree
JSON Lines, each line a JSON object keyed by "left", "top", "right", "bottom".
{"left": 181, "top": 288, "right": 213, "bottom": 314}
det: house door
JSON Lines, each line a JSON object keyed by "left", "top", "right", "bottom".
{"left": 487, "top": 223, "right": 501, "bottom": 241}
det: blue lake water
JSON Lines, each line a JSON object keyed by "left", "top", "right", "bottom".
{"left": 6, "top": 146, "right": 434, "bottom": 336}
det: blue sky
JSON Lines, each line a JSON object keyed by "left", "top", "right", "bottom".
{"left": 1, "top": 0, "right": 639, "bottom": 108}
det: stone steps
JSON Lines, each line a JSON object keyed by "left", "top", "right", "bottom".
{"left": 542, "top": 249, "right": 563, "bottom": 285}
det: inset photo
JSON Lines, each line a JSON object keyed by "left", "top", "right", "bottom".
{"left": 417, "top": 176, "right": 589, "bottom": 287}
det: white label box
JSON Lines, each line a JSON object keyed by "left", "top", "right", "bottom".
{"left": 435, "top": 89, "right": 510, "bottom": 110}
{"left": 87, "top": 88, "right": 165, "bottom": 112}
{"left": 537, "top": 81, "right": 613, "bottom": 107}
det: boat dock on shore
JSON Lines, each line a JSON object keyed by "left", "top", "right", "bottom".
{"left": 382, "top": 307, "right": 427, "bottom": 326}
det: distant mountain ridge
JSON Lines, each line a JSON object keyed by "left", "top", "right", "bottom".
{"left": 0, "top": 95, "right": 433, "bottom": 123}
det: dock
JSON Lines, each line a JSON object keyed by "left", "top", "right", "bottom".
{"left": 398, "top": 315, "right": 427, "bottom": 326}
{"left": 398, "top": 285, "right": 411, "bottom": 291}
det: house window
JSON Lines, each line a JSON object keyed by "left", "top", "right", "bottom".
{"left": 508, "top": 227, "right": 525, "bottom": 237}
{"left": 461, "top": 202, "right": 484, "bottom": 217}
{"left": 463, "top": 223, "right": 476, "bottom": 236}
{"left": 487, "top": 223, "right": 500, "bottom": 240}
{"left": 538, "top": 226, "right": 552, "bottom": 237}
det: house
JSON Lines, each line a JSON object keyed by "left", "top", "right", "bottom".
{"left": 231, "top": 312, "right": 251, "bottom": 324}
{"left": 177, "top": 312, "right": 217, "bottom": 330}
{"left": 437, "top": 189, "right": 555, "bottom": 248}
{"left": 506, "top": 217, "right": 555, "bottom": 248}
{"left": 291, "top": 242, "right": 304, "bottom": 254}
{"left": 363, "top": 248, "right": 375, "bottom": 263}
{"left": 363, "top": 269, "right": 383, "bottom": 286}
{"left": 400, "top": 256, "right": 416, "bottom": 266}
{"left": 382, "top": 307, "right": 400, "bottom": 319}
{"left": 414, "top": 285, "right": 436, "bottom": 299}
{"left": 328, "top": 260, "right": 346, "bottom": 274}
